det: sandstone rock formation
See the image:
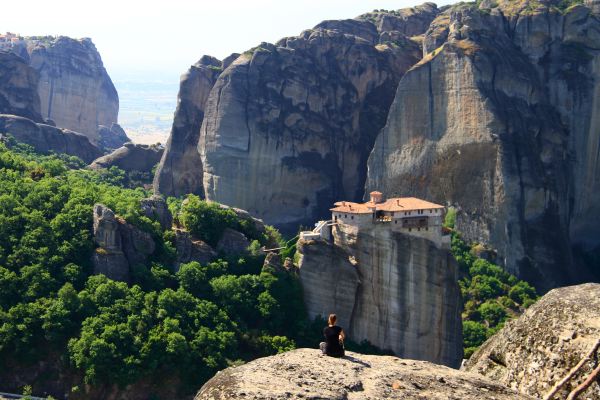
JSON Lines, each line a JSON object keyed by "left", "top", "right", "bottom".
{"left": 174, "top": 229, "right": 217, "bottom": 268}
{"left": 26, "top": 36, "right": 119, "bottom": 143}
{"left": 93, "top": 200, "right": 224, "bottom": 276}
{"left": 298, "top": 223, "right": 462, "bottom": 367}
{"left": 90, "top": 142, "right": 163, "bottom": 172}
{"left": 464, "top": 283, "right": 600, "bottom": 399}
{"left": 155, "top": 0, "right": 600, "bottom": 290}
{"left": 92, "top": 204, "right": 155, "bottom": 281}
{"left": 156, "top": 5, "right": 438, "bottom": 231}
{"left": 0, "top": 51, "right": 42, "bottom": 121}
{"left": 140, "top": 195, "right": 172, "bottom": 231}
{"left": 195, "top": 348, "right": 536, "bottom": 400}
{"left": 365, "top": 0, "right": 600, "bottom": 290}
{"left": 153, "top": 56, "right": 223, "bottom": 197}
{"left": 0, "top": 114, "right": 102, "bottom": 163}
{"left": 97, "top": 123, "right": 130, "bottom": 151}
{"left": 216, "top": 228, "right": 250, "bottom": 255}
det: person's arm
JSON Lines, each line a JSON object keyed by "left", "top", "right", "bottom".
{"left": 339, "top": 329, "right": 345, "bottom": 342}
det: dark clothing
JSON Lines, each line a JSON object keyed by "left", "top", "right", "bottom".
{"left": 323, "top": 325, "right": 345, "bottom": 357}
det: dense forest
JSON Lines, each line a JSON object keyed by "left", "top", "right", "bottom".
{"left": 0, "top": 139, "right": 320, "bottom": 398}
{"left": 0, "top": 138, "right": 538, "bottom": 397}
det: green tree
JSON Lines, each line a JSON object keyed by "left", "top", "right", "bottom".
{"left": 478, "top": 300, "right": 507, "bottom": 326}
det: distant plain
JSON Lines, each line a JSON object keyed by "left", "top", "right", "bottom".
{"left": 112, "top": 70, "right": 179, "bottom": 144}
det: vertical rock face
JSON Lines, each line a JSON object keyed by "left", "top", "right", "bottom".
{"left": 156, "top": 4, "right": 438, "bottom": 231}
{"left": 366, "top": 1, "right": 600, "bottom": 290}
{"left": 298, "top": 223, "right": 462, "bottom": 368}
{"left": 153, "top": 56, "right": 223, "bottom": 197}
{"left": 0, "top": 51, "right": 42, "bottom": 121}
{"left": 26, "top": 36, "right": 119, "bottom": 143}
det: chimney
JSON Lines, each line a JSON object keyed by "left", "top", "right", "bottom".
{"left": 370, "top": 191, "right": 383, "bottom": 204}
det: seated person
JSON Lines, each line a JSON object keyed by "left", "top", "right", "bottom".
{"left": 319, "top": 313, "right": 345, "bottom": 357}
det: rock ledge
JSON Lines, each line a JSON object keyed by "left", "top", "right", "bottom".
{"left": 195, "top": 348, "right": 536, "bottom": 400}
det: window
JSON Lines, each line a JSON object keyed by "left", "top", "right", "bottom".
{"left": 344, "top": 214, "right": 347, "bottom": 218}
{"left": 408, "top": 228, "right": 412, "bottom": 232}
{"left": 391, "top": 212, "right": 394, "bottom": 217}
{"left": 394, "top": 220, "right": 397, "bottom": 224}
{"left": 351, "top": 216, "right": 354, "bottom": 220}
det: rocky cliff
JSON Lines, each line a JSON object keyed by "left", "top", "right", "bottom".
{"left": 0, "top": 114, "right": 102, "bottom": 163}
{"left": 194, "top": 348, "right": 535, "bottom": 400}
{"left": 298, "top": 223, "right": 462, "bottom": 367}
{"left": 92, "top": 203, "right": 156, "bottom": 281}
{"left": 464, "top": 283, "right": 600, "bottom": 399}
{"left": 155, "top": 1, "right": 599, "bottom": 289}
{"left": 26, "top": 36, "right": 120, "bottom": 144}
{"left": 366, "top": 0, "right": 600, "bottom": 290}
{"left": 91, "top": 198, "right": 267, "bottom": 279}
{"left": 0, "top": 51, "right": 42, "bottom": 121}
{"left": 153, "top": 55, "right": 223, "bottom": 197}
{"left": 156, "top": 4, "right": 438, "bottom": 231}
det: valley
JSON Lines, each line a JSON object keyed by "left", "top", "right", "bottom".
{"left": 0, "top": 0, "right": 599, "bottom": 398}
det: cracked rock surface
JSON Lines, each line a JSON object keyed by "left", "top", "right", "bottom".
{"left": 195, "top": 348, "right": 536, "bottom": 400}
{"left": 464, "top": 283, "right": 600, "bottom": 399}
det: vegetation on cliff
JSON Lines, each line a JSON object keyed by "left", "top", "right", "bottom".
{"left": 444, "top": 209, "right": 539, "bottom": 358}
{"left": 0, "top": 141, "right": 314, "bottom": 397}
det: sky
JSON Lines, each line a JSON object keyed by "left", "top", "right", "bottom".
{"left": 1, "top": 0, "right": 453, "bottom": 80}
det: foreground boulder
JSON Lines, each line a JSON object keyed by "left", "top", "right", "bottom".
{"left": 195, "top": 348, "right": 536, "bottom": 400}
{"left": 464, "top": 283, "right": 600, "bottom": 399}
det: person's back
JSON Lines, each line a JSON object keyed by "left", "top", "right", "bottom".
{"left": 320, "top": 314, "right": 345, "bottom": 357}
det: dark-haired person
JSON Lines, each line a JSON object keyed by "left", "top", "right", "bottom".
{"left": 319, "top": 314, "right": 345, "bottom": 357}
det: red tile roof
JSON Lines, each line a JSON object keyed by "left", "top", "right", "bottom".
{"left": 331, "top": 197, "right": 443, "bottom": 214}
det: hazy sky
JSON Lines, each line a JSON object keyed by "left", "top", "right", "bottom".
{"left": 2, "top": 0, "right": 452, "bottom": 79}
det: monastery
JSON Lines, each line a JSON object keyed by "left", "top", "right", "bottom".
{"left": 300, "top": 191, "right": 450, "bottom": 247}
